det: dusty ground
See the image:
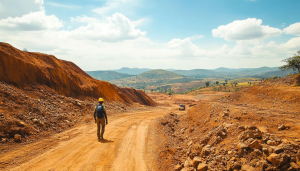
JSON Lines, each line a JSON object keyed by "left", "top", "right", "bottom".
{"left": 2, "top": 75, "right": 300, "bottom": 171}
{"left": 155, "top": 75, "right": 300, "bottom": 171}
{"left": 0, "top": 92, "right": 195, "bottom": 171}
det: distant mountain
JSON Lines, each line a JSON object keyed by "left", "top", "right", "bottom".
{"left": 238, "top": 67, "right": 280, "bottom": 75}
{"left": 87, "top": 66, "right": 289, "bottom": 81}
{"left": 137, "top": 69, "right": 185, "bottom": 79}
{"left": 113, "top": 67, "right": 151, "bottom": 75}
{"left": 212, "top": 67, "right": 254, "bottom": 72}
{"left": 172, "top": 67, "right": 285, "bottom": 78}
{"left": 165, "top": 69, "right": 176, "bottom": 71}
{"left": 86, "top": 71, "right": 134, "bottom": 81}
{"left": 252, "top": 69, "right": 296, "bottom": 78}
{"left": 172, "top": 69, "right": 217, "bottom": 78}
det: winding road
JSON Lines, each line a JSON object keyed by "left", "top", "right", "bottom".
{"left": 4, "top": 107, "right": 173, "bottom": 171}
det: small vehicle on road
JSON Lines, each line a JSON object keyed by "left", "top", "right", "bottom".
{"left": 179, "top": 104, "right": 185, "bottom": 111}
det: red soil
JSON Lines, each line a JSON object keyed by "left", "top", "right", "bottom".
{"left": 0, "top": 43, "right": 155, "bottom": 106}
{"left": 119, "top": 88, "right": 156, "bottom": 106}
{"left": 154, "top": 75, "right": 300, "bottom": 170}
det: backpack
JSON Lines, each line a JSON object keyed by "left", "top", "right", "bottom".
{"left": 96, "top": 105, "right": 104, "bottom": 118}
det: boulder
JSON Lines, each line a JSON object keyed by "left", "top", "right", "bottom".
{"left": 249, "top": 140, "right": 262, "bottom": 150}
{"left": 296, "top": 152, "right": 300, "bottom": 166}
{"left": 254, "top": 129, "right": 263, "bottom": 138}
{"left": 274, "top": 147, "right": 284, "bottom": 154}
{"left": 241, "top": 165, "right": 255, "bottom": 171}
{"left": 267, "top": 153, "right": 280, "bottom": 167}
{"left": 32, "top": 119, "right": 39, "bottom": 123}
{"left": 267, "top": 153, "right": 289, "bottom": 168}
{"left": 191, "top": 156, "right": 201, "bottom": 167}
{"left": 256, "top": 160, "right": 269, "bottom": 170}
{"left": 184, "top": 156, "right": 192, "bottom": 168}
{"left": 16, "top": 120, "right": 25, "bottom": 126}
{"left": 197, "top": 163, "right": 208, "bottom": 171}
{"left": 247, "top": 126, "right": 258, "bottom": 130}
{"left": 1, "top": 138, "right": 8, "bottom": 143}
{"left": 237, "top": 142, "right": 249, "bottom": 151}
{"left": 238, "top": 130, "right": 255, "bottom": 140}
{"left": 252, "top": 149, "right": 263, "bottom": 157}
{"left": 201, "top": 148, "right": 210, "bottom": 157}
{"left": 238, "top": 126, "right": 246, "bottom": 131}
{"left": 289, "top": 162, "right": 300, "bottom": 170}
{"left": 174, "top": 164, "right": 182, "bottom": 171}
{"left": 267, "top": 140, "right": 277, "bottom": 146}
{"left": 278, "top": 124, "right": 286, "bottom": 131}
{"left": 14, "top": 134, "right": 21, "bottom": 141}
{"left": 232, "top": 162, "right": 241, "bottom": 169}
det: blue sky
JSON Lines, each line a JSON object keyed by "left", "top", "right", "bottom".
{"left": 0, "top": 0, "right": 300, "bottom": 70}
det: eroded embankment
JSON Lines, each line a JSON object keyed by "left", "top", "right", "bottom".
{"left": 0, "top": 81, "right": 139, "bottom": 144}
{"left": 0, "top": 43, "right": 155, "bottom": 106}
{"left": 0, "top": 43, "right": 155, "bottom": 155}
{"left": 155, "top": 78, "right": 300, "bottom": 171}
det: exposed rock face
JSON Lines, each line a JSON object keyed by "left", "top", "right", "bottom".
{"left": 118, "top": 88, "right": 156, "bottom": 106}
{"left": 0, "top": 43, "right": 156, "bottom": 106}
{"left": 157, "top": 111, "right": 300, "bottom": 171}
{"left": 14, "top": 134, "right": 21, "bottom": 141}
{"left": 197, "top": 163, "right": 208, "bottom": 171}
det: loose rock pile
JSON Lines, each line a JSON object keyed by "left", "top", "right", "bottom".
{"left": 0, "top": 81, "right": 140, "bottom": 144}
{"left": 157, "top": 112, "right": 300, "bottom": 171}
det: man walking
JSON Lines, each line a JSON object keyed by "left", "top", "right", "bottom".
{"left": 94, "top": 98, "right": 108, "bottom": 140}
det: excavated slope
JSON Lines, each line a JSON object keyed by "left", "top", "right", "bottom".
{"left": 0, "top": 43, "right": 155, "bottom": 106}
{"left": 119, "top": 88, "right": 157, "bottom": 106}
{"left": 155, "top": 76, "right": 300, "bottom": 170}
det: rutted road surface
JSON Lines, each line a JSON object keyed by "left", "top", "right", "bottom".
{"left": 4, "top": 107, "right": 174, "bottom": 171}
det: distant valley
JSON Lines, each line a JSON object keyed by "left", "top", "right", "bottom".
{"left": 85, "top": 67, "right": 296, "bottom": 93}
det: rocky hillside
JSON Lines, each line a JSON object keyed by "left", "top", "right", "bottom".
{"left": 154, "top": 75, "right": 300, "bottom": 171}
{"left": 0, "top": 43, "right": 156, "bottom": 145}
{"left": 0, "top": 43, "right": 155, "bottom": 106}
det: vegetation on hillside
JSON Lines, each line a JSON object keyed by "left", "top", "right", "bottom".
{"left": 137, "top": 69, "right": 185, "bottom": 79}
{"left": 86, "top": 64, "right": 296, "bottom": 95}
{"left": 85, "top": 71, "right": 134, "bottom": 81}
{"left": 280, "top": 50, "right": 300, "bottom": 73}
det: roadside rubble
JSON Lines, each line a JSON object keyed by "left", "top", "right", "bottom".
{"left": 0, "top": 81, "right": 147, "bottom": 145}
{"left": 158, "top": 112, "right": 300, "bottom": 171}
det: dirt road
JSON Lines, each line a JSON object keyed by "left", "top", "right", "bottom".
{"left": 2, "top": 106, "right": 180, "bottom": 171}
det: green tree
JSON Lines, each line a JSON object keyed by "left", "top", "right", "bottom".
{"left": 216, "top": 81, "right": 219, "bottom": 85}
{"left": 225, "top": 79, "right": 228, "bottom": 83}
{"left": 205, "top": 81, "right": 210, "bottom": 87}
{"left": 279, "top": 50, "right": 300, "bottom": 73}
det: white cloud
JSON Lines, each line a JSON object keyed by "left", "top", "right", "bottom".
{"left": 283, "top": 23, "right": 300, "bottom": 36}
{"left": 35, "top": 0, "right": 44, "bottom": 5}
{"left": 0, "top": 1, "right": 298, "bottom": 70}
{"left": 132, "top": 18, "right": 149, "bottom": 27}
{"left": 92, "top": 0, "right": 139, "bottom": 16}
{"left": 212, "top": 18, "right": 282, "bottom": 41}
{"left": 191, "top": 35, "right": 205, "bottom": 40}
{"left": 48, "top": 2, "right": 81, "bottom": 9}
{"left": 63, "top": 13, "right": 146, "bottom": 42}
{"left": 0, "top": 0, "right": 44, "bottom": 19}
{"left": 167, "top": 36, "right": 206, "bottom": 57}
{"left": 93, "top": 1, "right": 119, "bottom": 15}
{"left": 0, "top": 10, "right": 63, "bottom": 31}
{"left": 71, "top": 16, "right": 99, "bottom": 23}
{"left": 281, "top": 37, "right": 300, "bottom": 50}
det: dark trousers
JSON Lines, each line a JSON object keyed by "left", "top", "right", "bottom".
{"left": 96, "top": 118, "right": 105, "bottom": 139}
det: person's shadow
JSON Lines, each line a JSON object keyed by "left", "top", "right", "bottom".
{"left": 98, "top": 139, "right": 114, "bottom": 143}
